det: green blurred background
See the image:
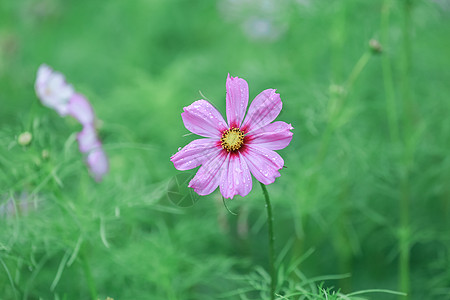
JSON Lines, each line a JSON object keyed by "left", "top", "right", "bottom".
{"left": 1, "top": 0, "right": 450, "bottom": 299}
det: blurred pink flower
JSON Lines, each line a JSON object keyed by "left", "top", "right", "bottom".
{"left": 68, "top": 93, "right": 95, "bottom": 126}
{"left": 77, "top": 125, "right": 101, "bottom": 153}
{"left": 171, "top": 74, "right": 293, "bottom": 199}
{"left": 86, "top": 147, "right": 109, "bottom": 182}
{"left": 77, "top": 124, "right": 109, "bottom": 181}
{"left": 69, "top": 94, "right": 109, "bottom": 181}
{"left": 34, "top": 64, "right": 109, "bottom": 182}
{"left": 35, "top": 64, "right": 74, "bottom": 116}
{"left": 0, "top": 192, "right": 39, "bottom": 218}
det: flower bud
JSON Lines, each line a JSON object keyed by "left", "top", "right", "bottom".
{"left": 18, "top": 131, "right": 32, "bottom": 146}
{"left": 369, "top": 39, "right": 382, "bottom": 54}
{"left": 42, "top": 149, "right": 50, "bottom": 160}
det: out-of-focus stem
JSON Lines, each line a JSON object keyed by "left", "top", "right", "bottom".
{"left": 381, "top": 0, "right": 400, "bottom": 144}
{"left": 401, "top": 0, "right": 414, "bottom": 128}
{"left": 399, "top": 176, "right": 411, "bottom": 299}
{"left": 345, "top": 51, "right": 371, "bottom": 92}
{"left": 27, "top": 99, "right": 38, "bottom": 132}
{"left": 315, "top": 50, "right": 372, "bottom": 166}
{"left": 330, "top": 1, "right": 346, "bottom": 83}
{"left": 81, "top": 251, "right": 98, "bottom": 300}
{"left": 398, "top": 0, "right": 413, "bottom": 298}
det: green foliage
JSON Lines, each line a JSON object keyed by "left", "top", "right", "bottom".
{"left": 1, "top": 0, "right": 450, "bottom": 299}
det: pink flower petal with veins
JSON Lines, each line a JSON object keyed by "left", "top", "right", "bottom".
{"left": 171, "top": 138, "right": 221, "bottom": 171}
{"left": 226, "top": 74, "right": 249, "bottom": 128}
{"left": 220, "top": 152, "right": 252, "bottom": 199}
{"left": 241, "top": 89, "right": 281, "bottom": 134}
{"left": 35, "top": 64, "right": 74, "bottom": 116}
{"left": 68, "top": 93, "right": 95, "bottom": 126}
{"left": 242, "top": 145, "right": 284, "bottom": 185}
{"left": 247, "top": 121, "right": 294, "bottom": 150}
{"left": 188, "top": 151, "right": 228, "bottom": 195}
{"left": 181, "top": 100, "right": 228, "bottom": 138}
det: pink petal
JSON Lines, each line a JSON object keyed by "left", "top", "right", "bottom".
{"left": 188, "top": 151, "right": 228, "bottom": 196}
{"left": 226, "top": 74, "right": 249, "bottom": 128}
{"left": 220, "top": 152, "right": 252, "bottom": 199}
{"left": 181, "top": 100, "right": 228, "bottom": 138}
{"left": 241, "top": 89, "right": 282, "bottom": 134}
{"left": 77, "top": 125, "right": 101, "bottom": 153}
{"left": 247, "top": 121, "right": 293, "bottom": 150}
{"left": 67, "top": 93, "right": 95, "bottom": 126}
{"left": 242, "top": 145, "right": 284, "bottom": 185}
{"left": 86, "top": 147, "right": 109, "bottom": 182}
{"left": 171, "top": 138, "right": 221, "bottom": 171}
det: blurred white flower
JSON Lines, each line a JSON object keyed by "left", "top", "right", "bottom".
{"left": 431, "top": 0, "right": 450, "bottom": 11}
{"left": 242, "top": 17, "right": 283, "bottom": 41}
{"left": 35, "top": 64, "right": 74, "bottom": 116}
{"left": 217, "top": 0, "right": 306, "bottom": 41}
{"left": 296, "top": 0, "right": 310, "bottom": 6}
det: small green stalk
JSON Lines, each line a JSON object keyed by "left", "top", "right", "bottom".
{"left": 260, "top": 183, "right": 276, "bottom": 300}
{"left": 81, "top": 251, "right": 98, "bottom": 300}
{"left": 381, "top": 0, "right": 400, "bottom": 144}
{"left": 398, "top": 0, "right": 414, "bottom": 298}
{"left": 345, "top": 51, "right": 371, "bottom": 92}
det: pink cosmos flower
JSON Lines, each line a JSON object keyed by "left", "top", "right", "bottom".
{"left": 171, "top": 74, "right": 293, "bottom": 199}
{"left": 35, "top": 64, "right": 74, "bottom": 116}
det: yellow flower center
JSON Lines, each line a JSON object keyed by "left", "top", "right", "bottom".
{"left": 221, "top": 127, "right": 245, "bottom": 152}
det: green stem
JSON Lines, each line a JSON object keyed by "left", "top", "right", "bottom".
{"left": 345, "top": 51, "right": 371, "bottom": 92}
{"left": 381, "top": 1, "right": 410, "bottom": 295}
{"left": 330, "top": 0, "right": 346, "bottom": 83}
{"left": 260, "top": 183, "right": 276, "bottom": 300}
{"left": 381, "top": 0, "right": 400, "bottom": 144}
{"left": 401, "top": 0, "right": 414, "bottom": 128}
{"left": 398, "top": 0, "right": 413, "bottom": 298}
{"left": 81, "top": 251, "right": 98, "bottom": 300}
{"left": 399, "top": 177, "right": 410, "bottom": 299}
{"left": 315, "top": 50, "right": 372, "bottom": 166}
